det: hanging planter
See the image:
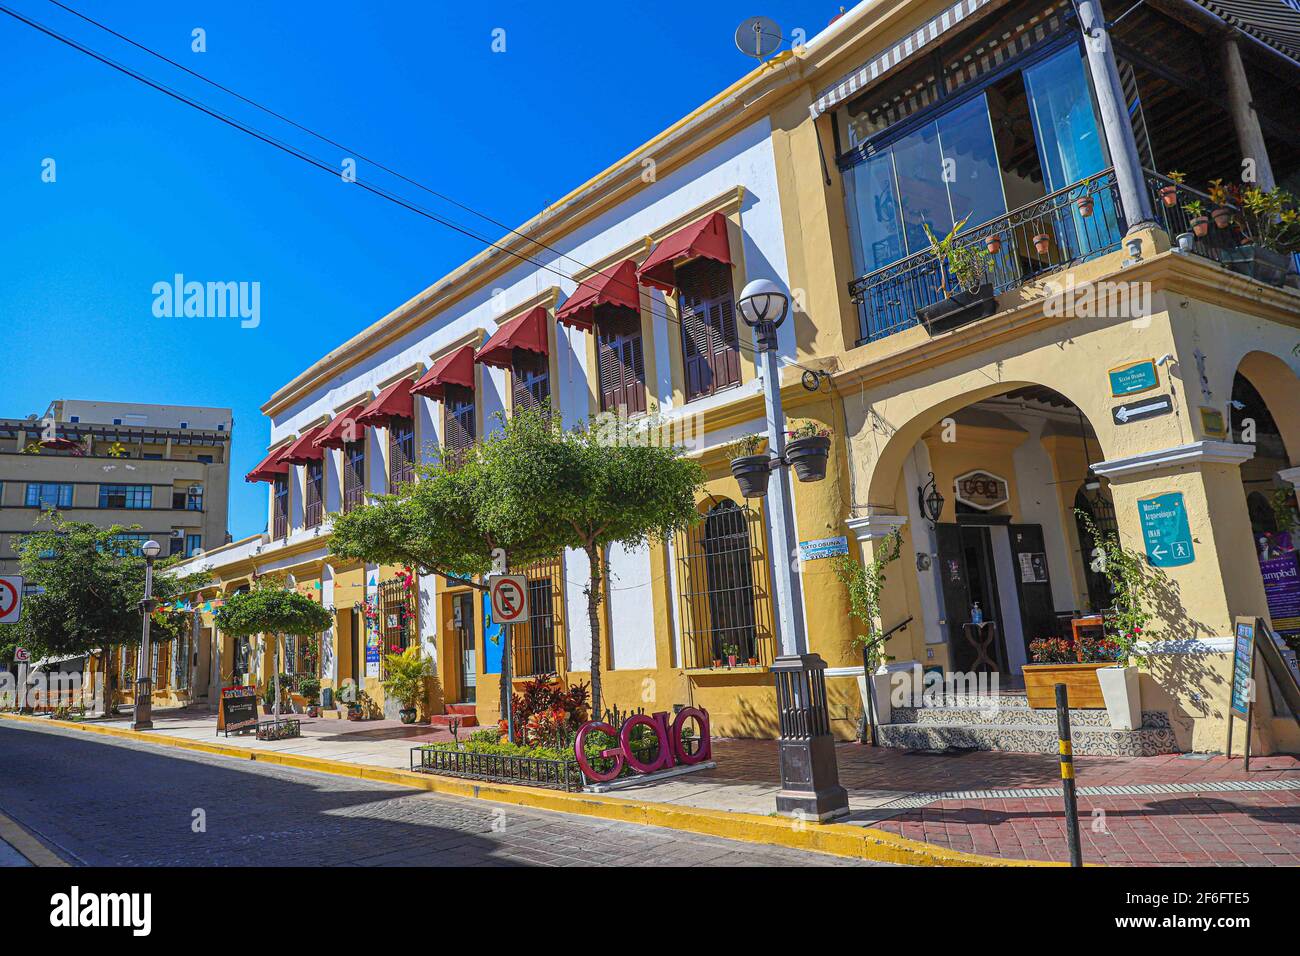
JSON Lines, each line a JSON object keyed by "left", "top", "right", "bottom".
{"left": 1190, "top": 216, "right": 1209, "bottom": 238}
{"left": 730, "top": 455, "right": 772, "bottom": 498}
{"left": 1159, "top": 185, "right": 1179, "bottom": 207}
{"left": 1032, "top": 233, "right": 1051, "bottom": 255}
{"left": 1076, "top": 195, "right": 1094, "bottom": 217}
{"left": 784, "top": 421, "right": 831, "bottom": 482}
{"left": 984, "top": 234, "right": 1003, "bottom": 255}
{"left": 1211, "top": 207, "right": 1233, "bottom": 229}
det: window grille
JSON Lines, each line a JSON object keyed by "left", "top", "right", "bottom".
{"left": 673, "top": 499, "right": 776, "bottom": 669}
{"left": 377, "top": 577, "right": 416, "bottom": 678}
{"left": 509, "top": 557, "right": 566, "bottom": 678}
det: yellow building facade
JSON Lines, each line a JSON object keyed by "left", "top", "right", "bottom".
{"left": 176, "top": 0, "right": 1300, "bottom": 755}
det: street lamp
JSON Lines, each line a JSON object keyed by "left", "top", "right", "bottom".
{"left": 737, "top": 278, "right": 848, "bottom": 823}
{"left": 132, "top": 539, "right": 162, "bottom": 731}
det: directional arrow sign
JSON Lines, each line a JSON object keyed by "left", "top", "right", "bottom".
{"left": 0, "top": 576, "right": 22, "bottom": 624}
{"left": 1138, "top": 492, "right": 1195, "bottom": 568}
{"left": 1112, "top": 394, "right": 1173, "bottom": 425}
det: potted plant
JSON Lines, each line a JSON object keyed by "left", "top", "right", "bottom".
{"left": 915, "top": 215, "right": 997, "bottom": 334}
{"left": 726, "top": 434, "right": 771, "bottom": 499}
{"left": 380, "top": 646, "right": 432, "bottom": 724}
{"left": 1207, "top": 179, "right": 1235, "bottom": 229}
{"left": 784, "top": 419, "right": 831, "bottom": 482}
{"left": 723, "top": 643, "right": 739, "bottom": 668}
{"left": 1183, "top": 199, "right": 1209, "bottom": 237}
{"left": 1159, "top": 170, "right": 1185, "bottom": 207}
{"left": 746, "top": 656, "right": 758, "bottom": 667}
{"left": 1220, "top": 185, "right": 1300, "bottom": 287}
{"left": 985, "top": 233, "right": 1003, "bottom": 255}
{"left": 1075, "top": 177, "right": 1095, "bottom": 217}
{"left": 1032, "top": 232, "right": 1052, "bottom": 255}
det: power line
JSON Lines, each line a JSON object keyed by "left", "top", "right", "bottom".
{"left": 11, "top": 3, "right": 803, "bottom": 373}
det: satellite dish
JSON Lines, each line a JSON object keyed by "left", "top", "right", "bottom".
{"left": 735, "top": 16, "right": 783, "bottom": 61}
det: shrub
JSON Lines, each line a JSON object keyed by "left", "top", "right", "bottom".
{"left": 380, "top": 646, "right": 432, "bottom": 711}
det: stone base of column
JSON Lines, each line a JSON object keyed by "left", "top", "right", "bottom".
{"left": 775, "top": 735, "right": 850, "bottom": 822}
{"left": 132, "top": 678, "right": 154, "bottom": 731}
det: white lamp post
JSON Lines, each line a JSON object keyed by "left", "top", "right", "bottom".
{"left": 736, "top": 279, "right": 848, "bottom": 822}
{"left": 132, "top": 539, "right": 162, "bottom": 731}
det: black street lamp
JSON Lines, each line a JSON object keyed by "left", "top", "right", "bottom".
{"left": 132, "top": 539, "right": 162, "bottom": 731}
{"left": 918, "top": 472, "right": 945, "bottom": 524}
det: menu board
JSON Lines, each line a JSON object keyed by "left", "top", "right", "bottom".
{"left": 1230, "top": 620, "right": 1255, "bottom": 720}
{"left": 218, "top": 684, "right": 259, "bottom": 735}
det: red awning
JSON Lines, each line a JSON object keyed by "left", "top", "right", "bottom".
{"left": 278, "top": 425, "right": 328, "bottom": 465}
{"left": 411, "top": 345, "right": 477, "bottom": 399}
{"left": 355, "top": 377, "right": 415, "bottom": 427}
{"left": 555, "top": 259, "right": 641, "bottom": 332}
{"left": 475, "top": 307, "right": 549, "bottom": 369}
{"left": 636, "top": 212, "right": 732, "bottom": 294}
{"left": 313, "top": 402, "right": 369, "bottom": 449}
{"left": 245, "top": 447, "right": 290, "bottom": 484}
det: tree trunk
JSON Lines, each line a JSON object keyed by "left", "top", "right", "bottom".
{"left": 585, "top": 545, "right": 604, "bottom": 719}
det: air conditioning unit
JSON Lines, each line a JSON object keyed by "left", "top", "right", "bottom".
{"left": 187, "top": 484, "right": 204, "bottom": 495}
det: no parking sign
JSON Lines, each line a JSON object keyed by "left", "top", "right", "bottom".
{"left": 489, "top": 575, "right": 529, "bottom": 624}
{"left": 0, "top": 576, "right": 22, "bottom": 624}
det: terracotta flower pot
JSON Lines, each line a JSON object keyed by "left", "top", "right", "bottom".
{"left": 1211, "top": 207, "right": 1232, "bottom": 229}
{"left": 712, "top": 659, "right": 722, "bottom": 669}
{"left": 727, "top": 655, "right": 737, "bottom": 668}
{"left": 985, "top": 234, "right": 1002, "bottom": 255}
{"left": 1159, "top": 185, "right": 1179, "bottom": 207}
{"left": 747, "top": 658, "right": 759, "bottom": 667}
{"left": 1033, "top": 233, "right": 1051, "bottom": 255}
{"left": 1076, "top": 195, "right": 1094, "bottom": 217}
{"left": 1191, "top": 216, "right": 1209, "bottom": 237}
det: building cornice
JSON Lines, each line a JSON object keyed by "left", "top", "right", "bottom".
{"left": 1092, "top": 440, "right": 1256, "bottom": 479}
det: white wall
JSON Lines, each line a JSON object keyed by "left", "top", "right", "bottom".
{"left": 605, "top": 542, "right": 656, "bottom": 670}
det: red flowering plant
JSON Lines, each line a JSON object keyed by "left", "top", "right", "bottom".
{"left": 499, "top": 674, "right": 590, "bottom": 747}
{"left": 1028, "top": 638, "right": 1074, "bottom": 664}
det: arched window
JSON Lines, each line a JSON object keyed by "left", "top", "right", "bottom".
{"left": 674, "top": 499, "right": 774, "bottom": 668}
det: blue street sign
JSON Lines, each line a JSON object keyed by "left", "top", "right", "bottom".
{"left": 1108, "top": 359, "right": 1159, "bottom": 397}
{"left": 1138, "top": 492, "right": 1195, "bottom": 567}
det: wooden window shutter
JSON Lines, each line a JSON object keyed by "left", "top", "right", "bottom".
{"left": 675, "top": 259, "right": 740, "bottom": 400}
{"left": 597, "top": 306, "right": 646, "bottom": 414}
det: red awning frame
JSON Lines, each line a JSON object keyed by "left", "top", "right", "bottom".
{"left": 245, "top": 447, "right": 290, "bottom": 483}
{"left": 313, "top": 402, "right": 370, "bottom": 450}
{"left": 636, "top": 212, "right": 733, "bottom": 294}
{"left": 278, "top": 425, "right": 329, "bottom": 464}
{"left": 475, "top": 306, "right": 550, "bottom": 369}
{"left": 555, "top": 259, "right": 641, "bottom": 333}
{"left": 355, "top": 377, "right": 416, "bottom": 427}
{"left": 412, "top": 344, "right": 477, "bottom": 399}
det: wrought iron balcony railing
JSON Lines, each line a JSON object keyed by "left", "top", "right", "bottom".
{"left": 1143, "top": 170, "right": 1244, "bottom": 264}
{"left": 849, "top": 170, "right": 1124, "bottom": 343}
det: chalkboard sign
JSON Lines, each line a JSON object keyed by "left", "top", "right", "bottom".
{"left": 1230, "top": 619, "right": 1256, "bottom": 720}
{"left": 218, "top": 685, "right": 259, "bottom": 736}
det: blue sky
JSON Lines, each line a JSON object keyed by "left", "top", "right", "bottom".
{"left": 1, "top": 0, "right": 834, "bottom": 541}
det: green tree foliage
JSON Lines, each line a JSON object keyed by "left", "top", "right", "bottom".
{"left": 0, "top": 517, "right": 208, "bottom": 664}
{"left": 213, "top": 586, "right": 333, "bottom": 638}
{"left": 833, "top": 528, "right": 903, "bottom": 671}
{"left": 330, "top": 406, "right": 705, "bottom": 716}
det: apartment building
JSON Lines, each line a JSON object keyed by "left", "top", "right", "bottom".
{"left": 1, "top": 399, "right": 233, "bottom": 574}
{"left": 177, "top": 0, "right": 1300, "bottom": 754}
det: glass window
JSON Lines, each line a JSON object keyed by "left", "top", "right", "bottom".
{"left": 844, "top": 150, "right": 905, "bottom": 274}
{"left": 99, "top": 484, "right": 152, "bottom": 509}
{"left": 25, "top": 483, "right": 73, "bottom": 509}
{"left": 1023, "top": 46, "right": 1107, "bottom": 192}
{"left": 186, "top": 534, "right": 202, "bottom": 557}
{"left": 937, "top": 94, "right": 1006, "bottom": 234}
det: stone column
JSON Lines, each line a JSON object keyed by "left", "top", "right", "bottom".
{"left": 1076, "top": 0, "right": 1158, "bottom": 233}
{"left": 1222, "top": 35, "right": 1276, "bottom": 192}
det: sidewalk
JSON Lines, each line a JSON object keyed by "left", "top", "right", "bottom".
{"left": 12, "top": 708, "right": 1299, "bottom": 865}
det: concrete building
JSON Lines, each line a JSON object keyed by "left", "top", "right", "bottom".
{"left": 176, "top": 0, "right": 1299, "bottom": 756}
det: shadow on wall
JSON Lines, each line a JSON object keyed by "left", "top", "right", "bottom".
{"left": 1139, "top": 563, "right": 1218, "bottom": 750}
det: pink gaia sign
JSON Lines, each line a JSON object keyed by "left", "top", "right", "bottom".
{"left": 574, "top": 708, "right": 712, "bottom": 783}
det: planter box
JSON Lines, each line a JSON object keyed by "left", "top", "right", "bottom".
{"left": 1021, "top": 662, "right": 1108, "bottom": 709}
{"left": 916, "top": 284, "right": 997, "bottom": 334}
{"left": 1220, "top": 245, "right": 1292, "bottom": 287}
{"left": 1097, "top": 664, "right": 1141, "bottom": 730}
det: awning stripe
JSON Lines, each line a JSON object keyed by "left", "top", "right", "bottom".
{"left": 1197, "top": 0, "right": 1300, "bottom": 60}
{"left": 810, "top": 0, "right": 996, "bottom": 118}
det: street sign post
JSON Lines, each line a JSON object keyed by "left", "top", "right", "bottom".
{"left": 1138, "top": 491, "right": 1195, "bottom": 567}
{"left": 0, "top": 575, "right": 23, "bottom": 624}
{"left": 488, "top": 574, "right": 529, "bottom": 742}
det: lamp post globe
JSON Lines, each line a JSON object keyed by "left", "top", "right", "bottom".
{"left": 737, "top": 279, "right": 789, "bottom": 343}
{"left": 141, "top": 539, "right": 162, "bottom": 559}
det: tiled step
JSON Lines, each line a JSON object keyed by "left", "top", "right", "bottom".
{"left": 877, "top": 721, "right": 1180, "bottom": 756}
{"left": 428, "top": 712, "right": 478, "bottom": 728}
{"left": 891, "top": 704, "right": 1171, "bottom": 730}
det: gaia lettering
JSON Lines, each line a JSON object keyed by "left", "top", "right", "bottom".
{"left": 574, "top": 707, "right": 711, "bottom": 783}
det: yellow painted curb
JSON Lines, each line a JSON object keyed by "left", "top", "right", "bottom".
{"left": 0, "top": 810, "right": 69, "bottom": 867}
{"left": 0, "top": 712, "right": 1059, "bottom": 867}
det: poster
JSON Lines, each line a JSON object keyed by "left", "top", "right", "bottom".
{"left": 1230, "top": 620, "right": 1255, "bottom": 719}
{"left": 1018, "top": 552, "right": 1048, "bottom": 583}
{"left": 365, "top": 636, "right": 381, "bottom": 679}
{"left": 1259, "top": 550, "right": 1300, "bottom": 640}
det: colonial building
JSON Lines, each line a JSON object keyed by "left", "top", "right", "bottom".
{"left": 176, "top": 0, "right": 1300, "bottom": 755}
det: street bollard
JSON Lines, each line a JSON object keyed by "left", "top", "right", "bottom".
{"left": 1055, "top": 682, "right": 1083, "bottom": 867}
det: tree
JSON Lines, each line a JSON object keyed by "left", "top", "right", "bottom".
{"left": 477, "top": 408, "right": 705, "bottom": 716}
{"left": 214, "top": 584, "right": 333, "bottom": 716}
{"left": 0, "top": 516, "right": 209, "bottom": 714}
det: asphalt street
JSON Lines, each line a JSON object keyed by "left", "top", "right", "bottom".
{"left": 0, "top": 721, "right": 875, "bottom": 867}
